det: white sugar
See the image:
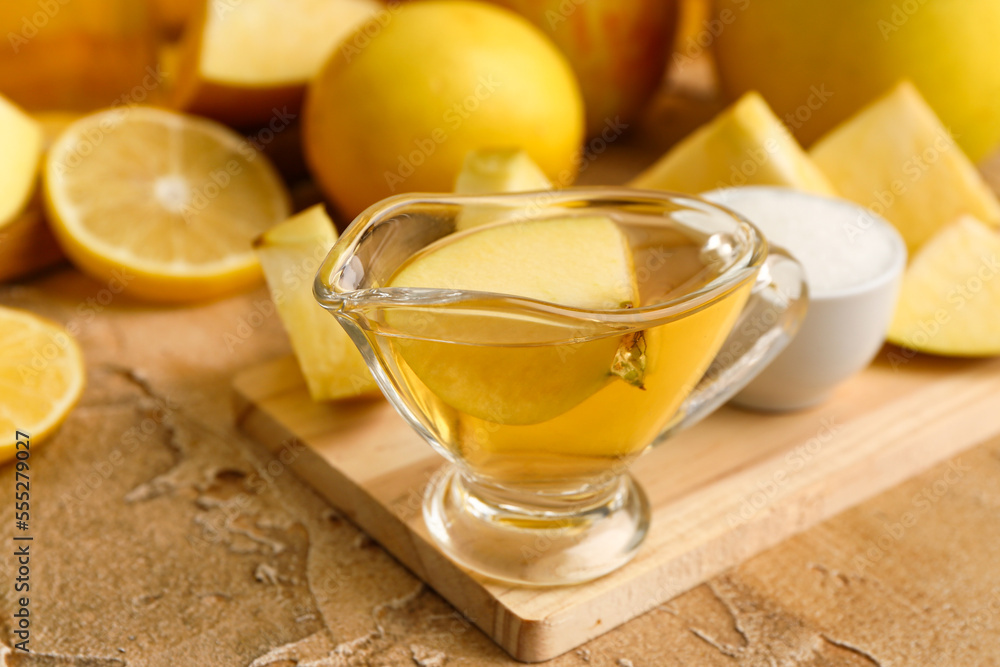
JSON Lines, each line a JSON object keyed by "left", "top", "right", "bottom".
{"left": 706, "top": 187, "right": 905, "bottom": 296}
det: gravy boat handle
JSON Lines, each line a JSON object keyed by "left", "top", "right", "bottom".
{"left": 658, "top": 247, "right": 808, "bottom": 441}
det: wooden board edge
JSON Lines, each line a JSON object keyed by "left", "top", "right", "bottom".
{"left": 232, "top": 356, "right": 1000, "bottom": 662}
{"left": 502, "top": 362, "right": 1000, "bottom": 659}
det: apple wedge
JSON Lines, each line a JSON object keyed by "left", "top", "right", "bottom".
{"left": 253, "top": 205, "right": 379, "bottom": 401}
{"left": 0, "top": 192, "right": 64, "bottom": 283}
{"left": 393, "top": 216, "right": 637, "bottom": 309}
{"left": 811, "top": 81, "right": 1000, "bottom": 255}
{"left": 172, "top": 0, "right": 383, "bottom": 126}
{"left": 454, "top": 148, "right": 552, "bottom": 196}
{"left": 387, "top": 216, "right": 639, "bottom": 425}
{"left": 888, "top": 216, "right": 1000, "bottom": 357}
{"left": 0, "top": 96, "right": 43, "bottom": 228}
{"left": 630, "top": 92, "right": 836, "bottom": 196}
{"left": 0, "top": 101, "right": 64, "bottom": 282}
{"left": 453, "top": 148, "right": 553, "bottom": 231}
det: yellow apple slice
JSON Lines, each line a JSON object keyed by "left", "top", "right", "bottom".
{"left": 172, "top": 0, "right": 383, "bottom": 126}
{"left": 0, "top": 193, "right": 64, "bottom": 283}
{"left": 254, "top": 205, "right": 379, "bottom": 401}
{"left": 393, "top": 217, "right": 637, "bottom": 309}
{"left": 387, "top": 216, "right": 640, "bottom": 425}
{"left": 454, "top": 148, "right": 553, "bottom": 196}
{"left": 630, "top": 92, "right": 836, "bottom": 196}
{"left": 0, "top": 110, "right": 76, "bottom": 282}
{"left": 811, "top": 81, "right": 1000, "bottom": 255}
{"left": 888, "top": 216, "right": 1000, "bottom": 356}
{"left": 453, "top": 148, "right": 553, "bottom": 231}
{"left": 0, "top": 95, "right": 43, "bottom": 228}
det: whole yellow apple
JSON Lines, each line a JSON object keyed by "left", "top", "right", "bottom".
{"left": 304, "top": 1, "right": 584, "bottom": 219}
{"left": 712, "top": 0, "right": 1000, "bottom": 161}
{"left": 489, "top": 0, "right": 677, "bottom": 136}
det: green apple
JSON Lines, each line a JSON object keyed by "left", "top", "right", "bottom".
{"left": 712, "top": 0, "right": 1000, "bottom": 161}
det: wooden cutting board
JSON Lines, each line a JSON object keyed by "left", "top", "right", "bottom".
{"left": 233, "top": 350, "right": 1000, "bottom": 662}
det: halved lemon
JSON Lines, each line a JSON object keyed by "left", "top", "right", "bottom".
{"left": 0, "top": 306, "right": 85, "bottom": 464}
{"left": 44, "top": 107, "right": 291, "bottom": 302}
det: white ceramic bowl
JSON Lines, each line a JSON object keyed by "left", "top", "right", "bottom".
{"left": 705, "top": 187, "right": 908, "bottom": 411}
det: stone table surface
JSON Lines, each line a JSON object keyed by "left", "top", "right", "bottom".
{"left": 3, "top": 82, "right": 1000, "bottom": 666}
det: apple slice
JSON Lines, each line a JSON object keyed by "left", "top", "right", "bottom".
{"left": 453, "top": 148, "right": 553, "bottom": 231}
{"left": 172, "top": 0, "right": 382, "bottom": 126}
{"left": 888, "top": 216, "right": 1000, "bottom": 356}
{"left": 254, "top": 205, "right": 379, "bottom": 401}
{"left": 811, "top": 81, "right": 1000, "bottom": 255}
{"left": 392, "top": 217, "right": 637, "bottom": 309}
{"left": 0, "top": 100, "right": 60, "bottom": 282}
{"left": 0, "top": 192, "right": 64, "bottom": 283}
{"left": 630, "top": 92, "right": 836, "bottom": 196}
{"left": 388, "top": 216, "right": 640, "bottom": 425}
{"left": 0, "top": 112, "right": 84, "bottom": 283}
{"left": 454, "top": 148, "right": 553, "bottom": 196}
{"left": 0, "top": 95, "right": 43, "bottom": 228}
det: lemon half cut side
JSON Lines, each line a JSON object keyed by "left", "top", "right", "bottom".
{"left": 44, "top": 107, "right": 291, "bottom": 302}
{"left": 0, "top": 307, "right": 85, "bottom": 464}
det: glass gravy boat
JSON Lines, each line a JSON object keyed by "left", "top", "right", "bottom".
{"left": 315, "top": 188, "right": 807, "bottom": 586}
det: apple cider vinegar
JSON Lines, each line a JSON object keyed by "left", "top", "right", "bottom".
{"left": 315, "top": 189, "right": 806, "bottom": 585}
{"left": 368, "top": 219, "right": 754, "bottom": 492}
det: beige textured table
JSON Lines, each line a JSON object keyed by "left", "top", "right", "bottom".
{"left": 3, "top": 71, "right": 1000, "bottom": 665}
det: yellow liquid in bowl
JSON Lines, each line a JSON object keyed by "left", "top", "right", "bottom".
{"left": 368, "top": 226, "right": 753, "bottom": 490}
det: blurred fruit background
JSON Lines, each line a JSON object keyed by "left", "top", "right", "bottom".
{"left": 6, "top": 5, "right": 1000, "bottom": 663}
{"left": 148, "top": 0, "right": 201, "bottom": 37}
{"left": 0, "top": 0, "right": 156, "bottom": 111}
{"left": 488, "top": 0, "right": 678, "bottom": 137}
{"left": 712, "top": 0, "right": 1000, "bottom": 161}
{"left": 2, "top": 0, "right": 1000, "bottom": 364}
